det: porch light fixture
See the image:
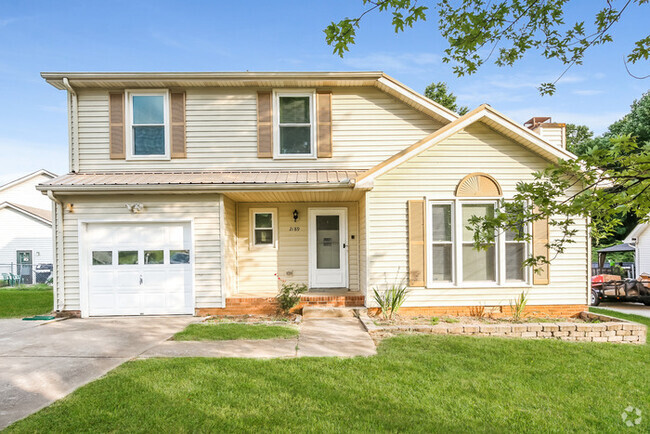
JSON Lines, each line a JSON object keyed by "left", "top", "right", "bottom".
{"left": 293, "top": 209, "right": 299, "bottom": 222}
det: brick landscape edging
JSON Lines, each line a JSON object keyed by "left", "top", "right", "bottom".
{"left": 358, "top": 311, "right": 647, "bottom": 345}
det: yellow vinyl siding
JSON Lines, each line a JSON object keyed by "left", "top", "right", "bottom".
{"left": 236, "top": 202, "right": 359, "bottom": 295}
{"left": 367, "top": 122, "right": 588, "bottom": 307}
{"left": 74, "top": 88, "right": 440, "bottom": 171}
{"left": 57, "top": 194, "right": 222, "bottom": 310}
{"left": 222, "top": 195, "right": 238, "bottom": 298}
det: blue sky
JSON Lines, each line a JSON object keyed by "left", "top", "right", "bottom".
{"left": 0, "top": 0, "right": 648, "bottom": 184}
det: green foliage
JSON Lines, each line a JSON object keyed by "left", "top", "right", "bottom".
{"left": 565, "top": 123, "right": 594, "bottom": 155}
{"left": 590, "top": 307, "right": 650, "bottom": 331}
{"left": 173, "top": 323, "right": 298, "bottom": 341}
{"left": 325, "top": 1, "right": 650, "bottom": 95}
{"left": 373, "top": 279, "right": 409, "bottom": 320}
{"left": 430, "top": 316, "right": 440, "bottom": 325}
{"left": 275, "top": 275, "right": 308, "bottom": 314}
{"left": 509, "top": 291, "right": 529, "bottom": 322}
{"left": 424, "top": 81, "right": 469, "bottom": 115}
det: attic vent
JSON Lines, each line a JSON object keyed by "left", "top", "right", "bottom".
{"left": 455, "top": 173, "right": 502, "bottom": 197}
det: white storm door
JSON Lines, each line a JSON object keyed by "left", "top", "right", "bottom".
{"left": 309, "top": 208, "right": 348, "bottom": 288}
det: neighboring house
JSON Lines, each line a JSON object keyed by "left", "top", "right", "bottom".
{"left": 0, "top": 169, "right": 56, "bottom": 284}
{"left": 625, "top": 223, "right": 650, "bottom": 276}
{"left": 37, "top": 72, "right": 589, "bottom": 318}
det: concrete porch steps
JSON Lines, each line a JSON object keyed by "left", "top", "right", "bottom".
{"left": 302, "top": 306, "right": 368, "bottom": 319}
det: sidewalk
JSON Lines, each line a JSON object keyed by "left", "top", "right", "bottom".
{"left": 139, "top": 317, "right": 377, "bottom": 359}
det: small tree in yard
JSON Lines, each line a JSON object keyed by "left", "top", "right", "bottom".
{"left": 275, "top": 274, "right": 308, "bottom": 314}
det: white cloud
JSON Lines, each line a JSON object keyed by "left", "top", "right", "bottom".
{"left": 342, "top": 52, "right": 440, "bottom": 74}
{"left": 572, "top": 89, "right": 604, "bottom": 96}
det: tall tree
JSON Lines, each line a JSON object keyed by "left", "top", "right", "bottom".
{"left": 325, "top": 1, "right": 650, "bottom": 95}
{"left": 424, "top": 82, "right": 469, "bottom": 115}
{"left": 565, "top": 124, "right": 594, "bottom": 155}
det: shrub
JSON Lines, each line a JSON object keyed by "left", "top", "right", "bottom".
{"left": 372, "top": 277, "right": 409, "bottom": 320}
{"left": 275, "top": 274, "right": 307, "bottom": 314}
{"left": 430, "top": 316, "right": 440, "bottom": 325}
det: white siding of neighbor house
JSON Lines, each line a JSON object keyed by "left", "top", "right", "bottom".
{"left": 56, "top": 194, "right": 221, "bottom": 311}
{"left": 74, "top": 88, "right": 440, "bottom": 172}
{"left": 0, "top": 208, "right": 53, "bottom": 272}
{"left": 235, "top": 202, "right": 359, "bottom": 296}
{"left": 0, "top": 173, "right": 54, "bottom": 209}
{"left": 366, "top": 122, "right": 589, "bottom": 307}
{"left": 634, "top": 228, "right": 650, "bottom": 276}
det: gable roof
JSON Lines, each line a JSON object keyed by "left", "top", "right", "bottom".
{"left": 0, "top": 202, "right": 52, "bottom": 225}
{"left": 625, "top": 223, "right": 649, "bottom": 244}
{"left": 355, "top": 104, "right": 577, "bottom": 188}
{"left": 0, "top": 169, "right": 57, "bottom": 192}
{"left": 41, "top": 71, "right": 459, "bottom": 125}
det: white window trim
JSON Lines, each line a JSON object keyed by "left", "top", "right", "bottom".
{"left": 250, "top": 208, "right": 278, "bottom": 249}
{"left": 273, "top": 90, "right": 317, "bottom": 160}
{"left": 125, "top": 89, "right": 171, "bottom": 161}
{"left": 426, "top": 197, "right": 532, "bottom": 289}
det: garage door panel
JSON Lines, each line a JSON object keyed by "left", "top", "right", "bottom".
{"left": 85, "top": 222, "right": 194, "bottom": 316}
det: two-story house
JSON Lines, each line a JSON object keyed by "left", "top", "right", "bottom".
{"left": 37, "top": 72, "right": 589, "bottom": 318}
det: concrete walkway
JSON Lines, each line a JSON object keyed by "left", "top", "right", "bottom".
{"left": 598, "top": 303, "right": 650, "bottom": 318}
{"left": 0, "top": 316, "right": 194, "bottom": 430}
{"left": 140, "top": 317, "right": 377, "bottom": 359}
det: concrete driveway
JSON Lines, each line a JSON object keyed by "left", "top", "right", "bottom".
{"left": 598, "top": 302, "right": 650, "bottom": 318}
{"left": 0, "top": 316, "right": 195, "bottom": 430}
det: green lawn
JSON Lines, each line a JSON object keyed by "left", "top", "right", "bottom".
{"left": 590, "top": 306, "right": 650, "bottom": 330}
{"left": 173, "top": 323, "right": 299, "bottom": 341}
{"left": 7, "top": 334, "right": 650, "bottom": 432}
{"left": 0, "top": 285, "right": 53, "bottom": 318}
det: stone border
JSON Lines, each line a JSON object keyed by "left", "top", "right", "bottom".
{"left": 358, "top": 311, "right": 646, "bottom": 345}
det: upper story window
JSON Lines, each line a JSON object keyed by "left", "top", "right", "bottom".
{"left": 126, "top": 90, "right": 170, "bottom": 160}
{"left": 274, "top": 91, "right": 316, "bottom": 159}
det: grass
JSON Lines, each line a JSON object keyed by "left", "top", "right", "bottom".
{"left": 7, "top": 334, "right": 650, "bottom": 432}
{"left": 590, "top": 306, "right": 650, "bottom": 330}
{"left": 173, "top": 322, "right": 299, "bottom": 341}
{"left": 0, "top": 285, "right": 52, "bottom": 318}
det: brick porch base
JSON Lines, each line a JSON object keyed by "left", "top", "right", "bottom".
{"left": 196, "top": 294, "right": 366, "bottom": 316}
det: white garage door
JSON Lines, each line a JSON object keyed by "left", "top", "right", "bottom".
{"left": 85, "top": 222, "right": 193, "bottom": 316}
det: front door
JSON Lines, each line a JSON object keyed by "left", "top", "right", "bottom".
{"left": 309, "top": 208, "right": 348, "bottom": 288}
{"left": 16, "top": 250, "right": 32, "bottom": 284}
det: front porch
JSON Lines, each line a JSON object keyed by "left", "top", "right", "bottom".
{"left": 217, "top": 188, "right": 368, "bottom": 314}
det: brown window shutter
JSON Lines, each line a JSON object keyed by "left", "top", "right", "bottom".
{"left": 257, "top": 91, "right": 273, "bottom": 158}
{"left": 109, "top": 92, "right": 125, "bottom": 159}
{"left": 408, "top": 199, "right": 427, "bottom": 287}
{"left": 532, "top": 214, "right": 550, "bottom": 285}
{"left": 316, "top": 90, "right": 332, "bottom": 158}
{"left": 170, "top": 92, "right": 186, "bottom": 158}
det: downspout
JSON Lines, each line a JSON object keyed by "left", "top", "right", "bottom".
{"left": 61, "top": 78, "right": 79, "bottom": 173}
{"left": 48, "top": 191, "right": 64, "bottom": 312}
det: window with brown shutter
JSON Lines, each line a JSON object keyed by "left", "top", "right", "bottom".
{"left": 408, "top": 199, "right": 427, "bottom": 287}
{"left": 532, "top": 215, "right": 550, "bottom": 284}
{"left": 257, "top": 91, "right": 273, "bottom": 158}
{"left": 109, "top": 92, "right": 125, "bottom": 159}
{"left": 316, "top": 90, "right": 332, "bottom": 158}
{"left": 170, "top": 92, "right": 186, "bottom": 158}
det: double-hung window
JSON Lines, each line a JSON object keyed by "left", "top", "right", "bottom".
{"left": 428, "top": 200, "right": 528, "bottom": 286}
{"left": 126, "top": 90, "right": 170, "bottom": 159}
{"left": 274, "top": 91, "right": 316, "bottom": 158}
{"left": 250, "top": 208, "right": 277, "bottom": 248}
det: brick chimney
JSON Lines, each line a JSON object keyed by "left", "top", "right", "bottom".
{"left": 524, "top": 117, "right": 566, "bottom": 149}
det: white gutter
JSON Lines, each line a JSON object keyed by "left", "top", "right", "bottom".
{"left": 61, "top": 78, "right": 79, "bottom": 173}
{"left": 47, "top": 191, "right": 64, "bottom": 312}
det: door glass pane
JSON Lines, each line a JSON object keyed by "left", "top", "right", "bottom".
{"left": 431, "top": 204, "right": 451, "bottom": 241}
{"left": 118, "top": 251, "right": 138, "bottom": 265}
{"left": 316, "top": 215, "right": 340, "bottom": 269}
{"left": 133, "top": 95, "right": 164, "bottom": 124}
{"left": 279, "top": 96, "right": 310, "bottom": 123}
{"left": 134, "top": 126, "right": 165, "bottom": 155}
{"left": 462, "top": 244, "right": 495, "bottom": 281}
{"left": 462, "top": 204, "right": 494, "bottom": 242}
{"left": 170, "top": 250, "right": 190, "bottom": 264}
{"left": 255, "top": 229, "right": 273, "bottom": 245}
{"left": 255, "top": 213, "right": 273, "bottom": 229}
{"left": 506, "top": 243, "right": 526, "bottom": 280}
{"left": 431, "top": 244, "right": 452, "bottom": 281}
{"left": 144, "top": 250, "right": 164, "bottom": 265}
{"left": 280, "top": 126, "right": 311, "bottom": 154}
{"left": 92, "top": 251, "right": 112, "bottom": 265}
